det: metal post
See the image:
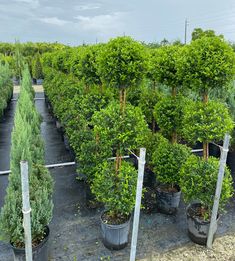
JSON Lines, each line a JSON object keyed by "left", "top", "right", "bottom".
{"left": 207, "top": 134, "right": 230, "bottom": 248}
{"left": 20, "top": 161, "right": 33, "bottom": 261}
{"left": 130, "top": 148, "right": 146, "bottom": 261}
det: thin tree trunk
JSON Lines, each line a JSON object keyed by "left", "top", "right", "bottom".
{"left": 203, "top": 91, "right": 209, "bottom": 160}
{"left": 172, "top": 86, "right": 177, "bottom": 97}
{"left": 203, "top": 92, "right": 208, "bottom": 104}
{"left": 203, "top": 142, "right": 209, "bottom": 160}
{"left": 172, "top": 132, "right": 177, "bottom": 144}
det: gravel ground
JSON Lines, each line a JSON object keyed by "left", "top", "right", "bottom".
{"left": 14, "top": 84, "right": 43, "bottom": 93}
{"left": 140, "top": 233, "right": 235, "bottom": 261}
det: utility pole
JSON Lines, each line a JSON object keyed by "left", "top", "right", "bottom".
{"left": 184, "top": 18, "right": 189, "bottom": 44}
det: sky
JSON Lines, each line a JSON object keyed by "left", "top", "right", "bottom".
{"left": 0, "top": 0, "right": 235, "bottom": 45}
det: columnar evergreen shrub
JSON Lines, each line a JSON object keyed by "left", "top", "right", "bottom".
{"left": 0, "top": 65, "right": 53, "bottom": 248}
{"left": 0, "top": 63, "right": 13, "bottom": 118}
{"left": 32, "top": 53, "right": 43, "bottom": 80}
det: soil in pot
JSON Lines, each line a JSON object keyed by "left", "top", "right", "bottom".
{"left": 187, "top": 203, "right": 219, "bottom": 245}
{"left": 11, "top": 226, "right": 50, "bottom": 261}
{"left": 156, "top": 184, "right": 181, "bottom": 215}
{"left": 101, "top": 211, "right": 131, "bottom": 250}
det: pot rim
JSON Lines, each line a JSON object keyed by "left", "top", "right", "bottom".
{"left": 156, "top": 184, "right": 181, "bottom": 194}
{"left": 186, "top": 202, "right": 220, "bottom": 225}
{"left": 11, "top": 225, "right": 50, "bottom": 251}
{"left": 100, "top": 211, "right": 131, "bottom": 228}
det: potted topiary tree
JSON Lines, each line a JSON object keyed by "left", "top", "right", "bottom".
{"left": 91, "top": 101, "right": 150, "bottom": 249}
{"left": 151, "top": 135, "right": 191, "bottom": 214}
{"left": 180, "top": 155, "right": 233, "bottom": 245}
{"left": 32, "top": 53, "right": 43, "bottom": 85}
{"left": 177, "top": 36, "right": 235, "bottom": 244}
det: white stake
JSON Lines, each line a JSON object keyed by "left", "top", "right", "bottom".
{"left": 130, "top": 148, "right": 146, "bottom": 261}
{"left": 20, "top": 161, "right": 33, "bottom": 261}
{"left": 207, "top": 134, "right": 230, "bottom": 248}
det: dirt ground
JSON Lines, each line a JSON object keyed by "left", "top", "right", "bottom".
{"left": 140, "top": 233, "right": 235, "bottom": 261}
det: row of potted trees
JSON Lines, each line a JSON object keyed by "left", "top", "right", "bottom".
{"left": 0, "top": 63, "right": 13, "bottom": 118}
{"left": 42, "top": 35, "right": 235, "bottom": 248}
{"left": 0, "top": 65, "right": 53, "bottom": 260}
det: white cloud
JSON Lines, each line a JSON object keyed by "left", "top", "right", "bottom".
{"left": 38, "top": 17, "right": 69, "bottom": 26}
{"left": 74, "top": 12, "right": 126, "bottom": 34}
{"left": 74, "top": 3, "right": 101, "bottom": 11}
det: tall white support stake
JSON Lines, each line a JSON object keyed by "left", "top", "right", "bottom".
{"left": 207, "top": 134, "right": 230, "bottom": 248}
{"left": 20, "top": 161, "right": 33, "bottom": 261}
{"left": 130, "top": 148, "right": 146, "bottom": 261}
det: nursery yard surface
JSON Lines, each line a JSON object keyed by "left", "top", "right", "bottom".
{"left": 0, "top": 86, "right": 235, "bottom": 260}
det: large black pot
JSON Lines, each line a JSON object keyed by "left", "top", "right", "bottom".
{"left": 101, "top": 212, "right": 130, "bottom": 250}
{"left": 187, "top": 203, "right": 218, "bottom": 245}
{"left": 11, "top": 226, "right": 50, "bottom": 261}
{"left": 156, "top": 185, "right": 181, "bottom": 214}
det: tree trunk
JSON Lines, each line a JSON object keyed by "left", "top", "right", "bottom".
{"left": 203, "top": 92, "right": 208, "bottom": 104}
{"left": 172, "top": 132, "right": 177, "bottom": 144}
{"left": 172, "top": 86, "right": 177, "bottom": 97}
{"left": 203, "top": 91, "right": 209, "bottom": 160}
{"left": 203, "top": 142, "right": 209, "bottom": 160}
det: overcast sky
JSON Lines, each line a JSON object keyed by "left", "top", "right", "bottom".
{"left": 0, "top": 0, "right": 235, "bottom": 45}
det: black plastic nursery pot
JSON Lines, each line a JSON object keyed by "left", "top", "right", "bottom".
{"left": 11, "top": 226, "right": 50, "bottom": 261}
{"left": 100, "top": 212, "right": 131, "bottom": 250}
{"left": 187, "top": 203, "right": 218, "bottom": 245}
{"left": 36, "top": 79, "right": 43, "bottom": 85}
{"left": 156, "top": 185, "right": 181, "bottom": 214}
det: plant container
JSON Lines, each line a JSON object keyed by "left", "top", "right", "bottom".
{"left": 156, "top": 185, "right": 181, "bottom": 214}
{"left": 187, "top": 203, "right": 219, "bottom": 245}
{"left": 11, "top": 226, "right": 50, "bottom": 261}
{"left": 100, "top": 212, "right": 130, "bottom": 250}
{"left": 36, "top": 79, "right": 43, "bottom": 85}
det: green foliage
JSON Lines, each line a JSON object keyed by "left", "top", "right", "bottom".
{"left": 97, "top": 36, "right": 147, "bottom": 89}
{"left": 191, "top": 28, "right": 223, "bottom": 41}
{"left": 75, "top": 44, "right": 103, "bottom": 86}
{"left": 91, "top": 160, "right": 138, "bottom": 216}
{"left": 182, "top": 100, "right": 234, "bottom": 144}
{"left": 154, "top": 96, "right": 185, "bottom": 140}
{"left": 32, "top": 53, "right": 43, "bottom": 79}
{"left": 151, "top": 136, "right": 191, "bottom": 186}
{"left": 13, "top": 40, "right": 25, "bottom": 80}
{"left": 180, "top": 155, "right": 233, "bottom": 218}
{"left": 148, "top": 45, "right": 183, "bottom": 89}
{"left": 178, "top": 36, "right": 235, "bottom": 96}
{"left": 91, "top": 102, "right": 150, "bottom": 156}
{"left": 138, "top": 85, "right": 161, "bottom": 130}
{"left": 0, "top": 63, "right": 13, "bottom": 118}
{"left": 0, "top": 66, "right": 53, "bottom": 247}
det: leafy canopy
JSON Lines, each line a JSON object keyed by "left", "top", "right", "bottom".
{"left": 182, "top": 100, "right": 234, "bottom": 144}
{"left": 97, "top": 36, "right": 147, "bottom": 89}
{"left": 180, "top": 155, "right": 233, "bottom": 219}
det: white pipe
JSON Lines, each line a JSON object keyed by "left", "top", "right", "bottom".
{"left": 0, "top": 161, "right": 76, "bottom": 175}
